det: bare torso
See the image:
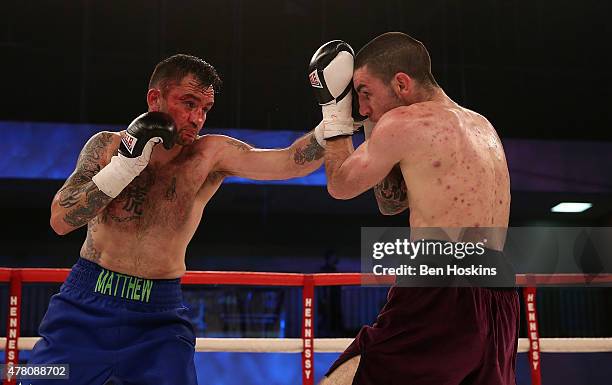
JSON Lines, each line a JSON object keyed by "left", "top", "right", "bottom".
{"left": 82, "top": 134, "right": 224, "bottom": 278}
{"left": 391, "top": 99, "right": 510, "bottom": 247}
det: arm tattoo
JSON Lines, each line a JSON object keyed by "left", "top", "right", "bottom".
{"left": 58, "top": 132, "right": 113, "bottom": 195}
{"left": 374, "top": 165, "right": 408, "bottom": 214}
{"left": 58, "top": 187, "right": 82, "bottom": 208}
{"left": 58, "top": 132, "right": 115, "bottom": 227}
{"left": 294, "top": 135, "right": 324, "bottom": 165}
{"left": 74, "top": 132, "right": 113, "bottom": 180}
{"left": 63, "top": 184, "right": 113, "bottom": 227}
{"left": 226, "top": 139, "right": 250, "bottom": 151}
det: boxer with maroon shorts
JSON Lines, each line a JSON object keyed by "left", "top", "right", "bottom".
{"left": 309, "top": 33, "right": 519, "bottom": 384}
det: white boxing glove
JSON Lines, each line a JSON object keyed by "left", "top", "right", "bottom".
{"left": 308, "top": 40, "right": 355, "bottom": 142}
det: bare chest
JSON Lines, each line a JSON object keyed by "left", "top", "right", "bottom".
{"left": 101, "top": 157, "right": 210, "bottom": 231}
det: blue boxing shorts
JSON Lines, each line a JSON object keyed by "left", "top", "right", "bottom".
{"left": 28, "top": 258, "right": 197, "bottom": 385}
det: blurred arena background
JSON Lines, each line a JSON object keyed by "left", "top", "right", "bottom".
{"left": 1, "top": 1, "right": 612, "bottom": 384}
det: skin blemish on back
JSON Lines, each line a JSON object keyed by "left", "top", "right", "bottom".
{"left": 437, "top": 178, "right": 442, "bottom": 184}
{"left": 446, "top": 185, "right": 451, "bottom": 190}
{"left": 433, "top": 160, "right": 441, "bottom": 167}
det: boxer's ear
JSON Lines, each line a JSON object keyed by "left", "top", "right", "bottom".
{"left": 393, "top": 73, "right": 412, "bottom": 96}
{"left": 147, "top": 88, "right": 162, "bottom": 112}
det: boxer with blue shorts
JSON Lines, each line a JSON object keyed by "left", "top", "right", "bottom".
{"left": 29, "top": 259, "right": 195, "bottom": 384}
{"left": 37, "top": 54, "right": 326, "bottom": 384}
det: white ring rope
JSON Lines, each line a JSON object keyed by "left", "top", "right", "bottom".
{"left": 3, "top": 337, "right": 612, "bottom": 353}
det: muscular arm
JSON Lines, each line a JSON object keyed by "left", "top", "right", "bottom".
{"left": 213, "top": 131, "right": 324, "bottom": 180}
{"left": 50, "top": 132, "right": 116, "bottom": 235}
{"left": 325, "top": 116, "right": 408, "bottom": 200}
{"left": 373, "top": 165, "right": 408, "bottom": 215}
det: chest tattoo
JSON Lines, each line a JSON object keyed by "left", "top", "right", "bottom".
{"left": 165, "top": 177, "right": 178, "bottom": 201}
{"left": 110, "top": 169, "right": 156, "bottom": 222}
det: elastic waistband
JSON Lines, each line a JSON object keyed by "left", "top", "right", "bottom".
{"left": 65, "top": 258, "right": 183, "bottom": 308}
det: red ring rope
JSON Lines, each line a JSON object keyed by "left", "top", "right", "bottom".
{"left": 3, "top": 268, "right": 612, "bottom": 385}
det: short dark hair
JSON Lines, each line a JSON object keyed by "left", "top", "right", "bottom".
{"left": 355, "top": 32, "right": 438, "bottom": 87}
{"left": 149, "top": 54, "right": 222, "bottom": 95}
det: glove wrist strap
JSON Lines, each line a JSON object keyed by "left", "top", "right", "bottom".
{"left": 92, "top": 155, "right": 140, "bottom": 198}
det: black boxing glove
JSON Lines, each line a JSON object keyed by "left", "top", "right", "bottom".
{"left": 119, "top": 112, "right": 176, "bottom": 158}
{"left": 308, "top": 40, "right": 355, "bottom": 144}
{"left": 93, "top": 112, "right": 177, "bottom": 198}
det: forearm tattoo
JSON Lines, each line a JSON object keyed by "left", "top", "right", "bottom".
{"left": 374, "top": 165, "right": 408, "bottom": 214}
{"left": 294, "top": 135, "right": 324, "bottom": 165}
{"left": 58, "top": 132, "right": 114, "bottom": 227}
{"left": 58, "top": 187, "right": 81, "bottom": 208}
{"left": 63, "top": 184, "right": 113, "bottom": 227}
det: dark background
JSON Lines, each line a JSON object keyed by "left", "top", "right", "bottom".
{"left": 2, "top": 0, "right": 611, "bottom": 140}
